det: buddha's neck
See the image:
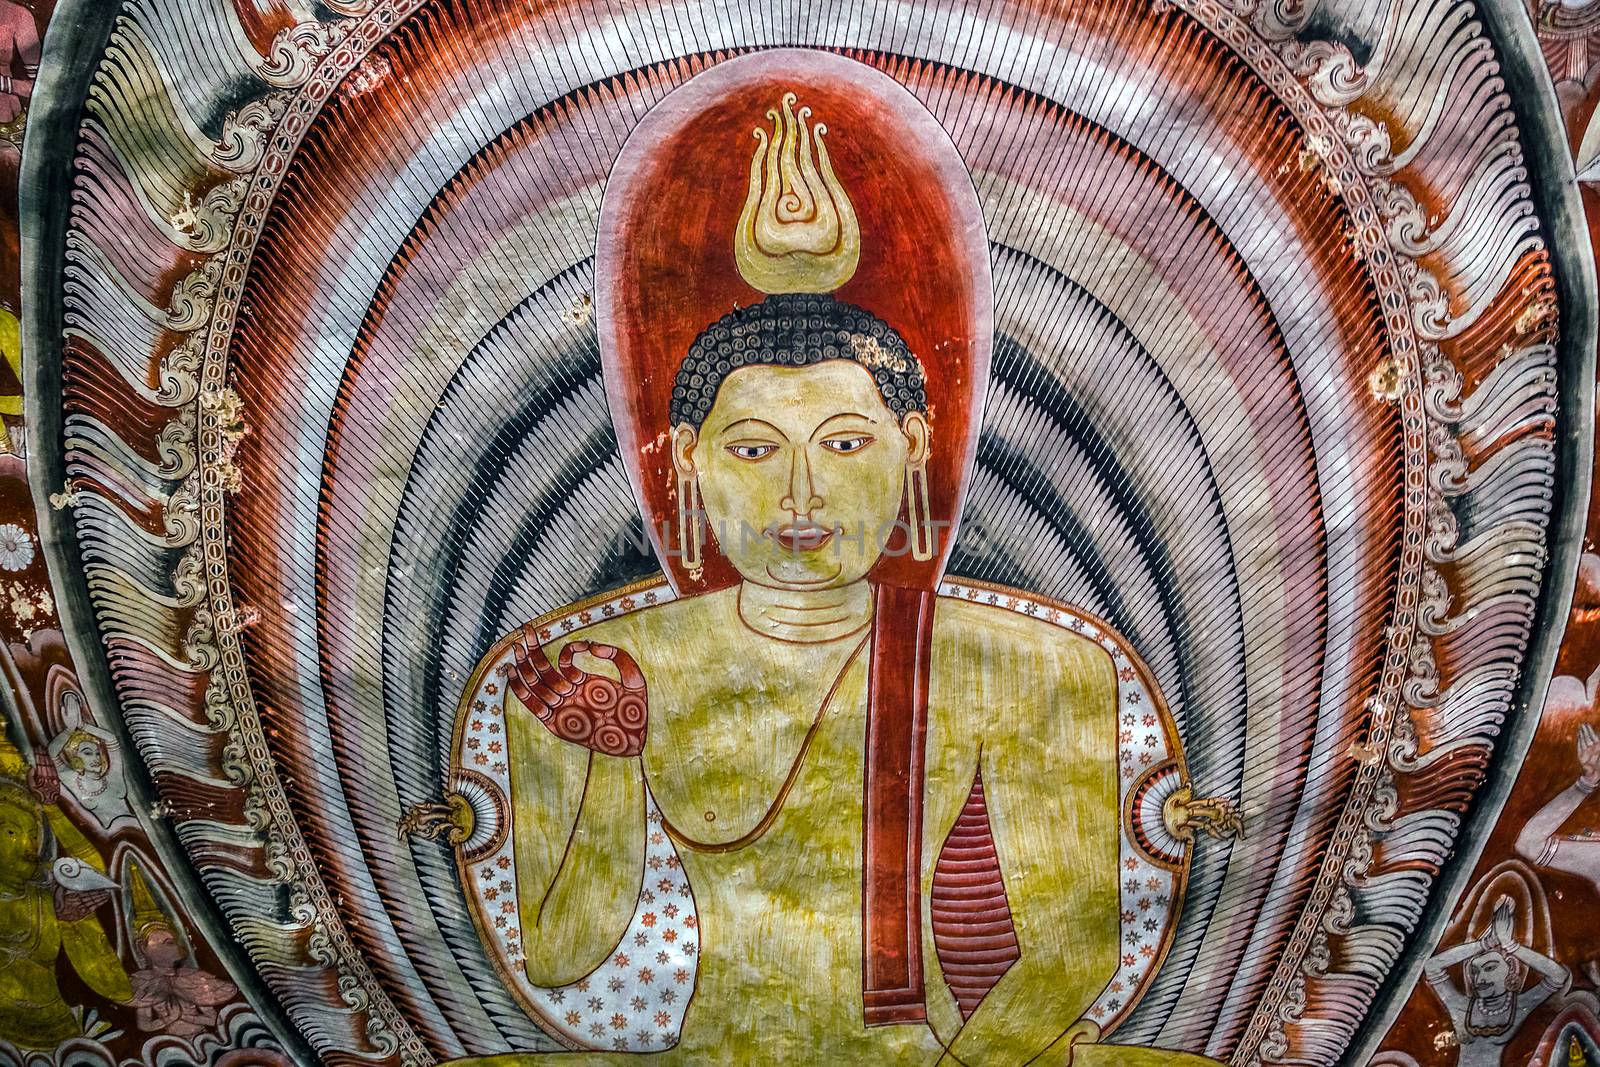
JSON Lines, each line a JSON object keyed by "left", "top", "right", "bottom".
{"left": 737, "top": 580, "right": 873, "bottom": 644}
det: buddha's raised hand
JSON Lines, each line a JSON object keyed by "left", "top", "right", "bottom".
{"left": 509, "top": 636, "right": 649, "bottom": 757}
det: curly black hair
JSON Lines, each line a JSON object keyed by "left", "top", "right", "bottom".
{"left": 669, "top": 293, "right": 928, "bottom": 429}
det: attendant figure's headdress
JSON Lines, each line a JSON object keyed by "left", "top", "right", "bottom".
{"left": 128, "top": 860, "right": 174, "bottom": 940}
{"left": 58, "top": 727, "right": 108, "bottom": 773}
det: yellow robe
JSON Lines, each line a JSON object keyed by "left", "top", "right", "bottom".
{"left": 453, "top": 587, "right": 1223, "bottom": 1067}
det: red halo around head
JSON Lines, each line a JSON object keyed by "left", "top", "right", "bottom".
{"left": 596, "top": 49, "right": 993, "bottom": 594}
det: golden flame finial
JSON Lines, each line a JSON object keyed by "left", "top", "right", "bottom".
{"left": 128, "top": 859, "right": 173, "bottom": 937}
{"left": 734, "top": 92, "right": 860, "bottom": 294}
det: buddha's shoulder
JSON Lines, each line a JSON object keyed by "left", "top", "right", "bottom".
{"left": 528, "top": 584, "right": 738, "bottom": 660}
{"left": 932, "top": 589, "right": 1117, "bottom": 675}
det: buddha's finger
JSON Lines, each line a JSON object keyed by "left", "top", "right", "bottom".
{"left": 610, "top": 649, "right": 647, "bottom": 693}
{"left": 556, "top": 643, "right": 590, "bottom": 686}
{"left": 528, "top": 642, "right": 578, "bottom": 696}
{"left": 509, "top": 644, "right": 541, "bottom": 705}
{"left": 512, "top": 643, "right": 573, "bottom": 712}
{"left": 527, "top": 680, "right": 566, "bottom": 715}
{"left": 582, "top": 643, "right": 644, "bottom": 690}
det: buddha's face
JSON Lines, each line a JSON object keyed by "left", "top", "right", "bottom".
{"left": 0, "top": 796, "right": 41, "bottom": 889}
{"left": 675, "top": 360, "right": 929, "bottom": 590}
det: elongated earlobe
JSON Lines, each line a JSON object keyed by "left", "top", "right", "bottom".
{"left": 671, "top": 425, "right": 704, "bottom": 579}
{"left": 907, "top": 462, "right": 934, "bottom": 562}
{"left": 678, "top": 472, "right": 704, "bottom": 579}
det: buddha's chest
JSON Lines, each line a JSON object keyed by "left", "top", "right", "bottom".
{"left": 643, "top": 671, "right": 975, "bottom": 888}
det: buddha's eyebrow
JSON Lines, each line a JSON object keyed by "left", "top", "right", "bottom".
{"left": 719, "top": 418, "right": 785, "bottom": 437}
{"left": 811, "top": 412, "right": 874, "bottom": 435}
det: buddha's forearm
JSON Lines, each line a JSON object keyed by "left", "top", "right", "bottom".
{"left": 520, "top": 754, "right": 645, "bottom": 985}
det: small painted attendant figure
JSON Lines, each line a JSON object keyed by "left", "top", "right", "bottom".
{"left": 126, "top": 861, "right": 238, "bottom": 1039}
{"left": 48, "top": 706, "right": 134, "bottom": 832}
{"left": 1424, "top": 895, "right": 1569, "bottom": 1067}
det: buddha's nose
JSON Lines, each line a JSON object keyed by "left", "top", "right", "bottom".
{"left": 780, "top": 448, "right": 824, "bottom": 515}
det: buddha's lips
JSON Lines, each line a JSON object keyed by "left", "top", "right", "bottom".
{"left": 771, "top": 523, "right": 834, "bottom": 553}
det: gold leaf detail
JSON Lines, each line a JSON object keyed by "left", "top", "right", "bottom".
{"left": 734, "top": 92, "right": 860, "bottom": 294}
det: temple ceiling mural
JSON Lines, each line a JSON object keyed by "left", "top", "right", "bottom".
{"left": 1, "top": 0, "right": 1599, "bottom": 1064}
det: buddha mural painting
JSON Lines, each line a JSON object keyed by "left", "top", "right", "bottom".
{"left": 418, "top": 51, "right": 1239, "bottom": 1066}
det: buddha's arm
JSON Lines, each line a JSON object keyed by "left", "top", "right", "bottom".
{"left": 946, "top": 642, "right": 1120, "bottom": 1067}
{"left": 505, "top": 686, "right": 645, "bottom": 986}
{"left": 59, "top": 912, "right": 133, "bottom": 1003}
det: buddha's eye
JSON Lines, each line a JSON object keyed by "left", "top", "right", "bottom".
{"left": 822, "top": 435, "right": 874, "bottom": 454}
{"left": 726, "top": 443, "right": 778, "bottom": 461}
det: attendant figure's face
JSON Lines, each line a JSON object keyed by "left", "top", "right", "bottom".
{"left": 142, "top": 926, "right": 184, "bottom": 969}
{"left": 1465, "top": 950, "right": 1518, "bottom": 1035}
{"left": 675, "top": 360, "right": 929, "bottom": 589}
{"left": 1468, "top": 952, "right": 1511, "bottom": 998}
{"left": 70, "top": 737, "right": 106, "bottom": 777}
{"left": 0, "top": 798, "right": 41, "bottom": 889}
